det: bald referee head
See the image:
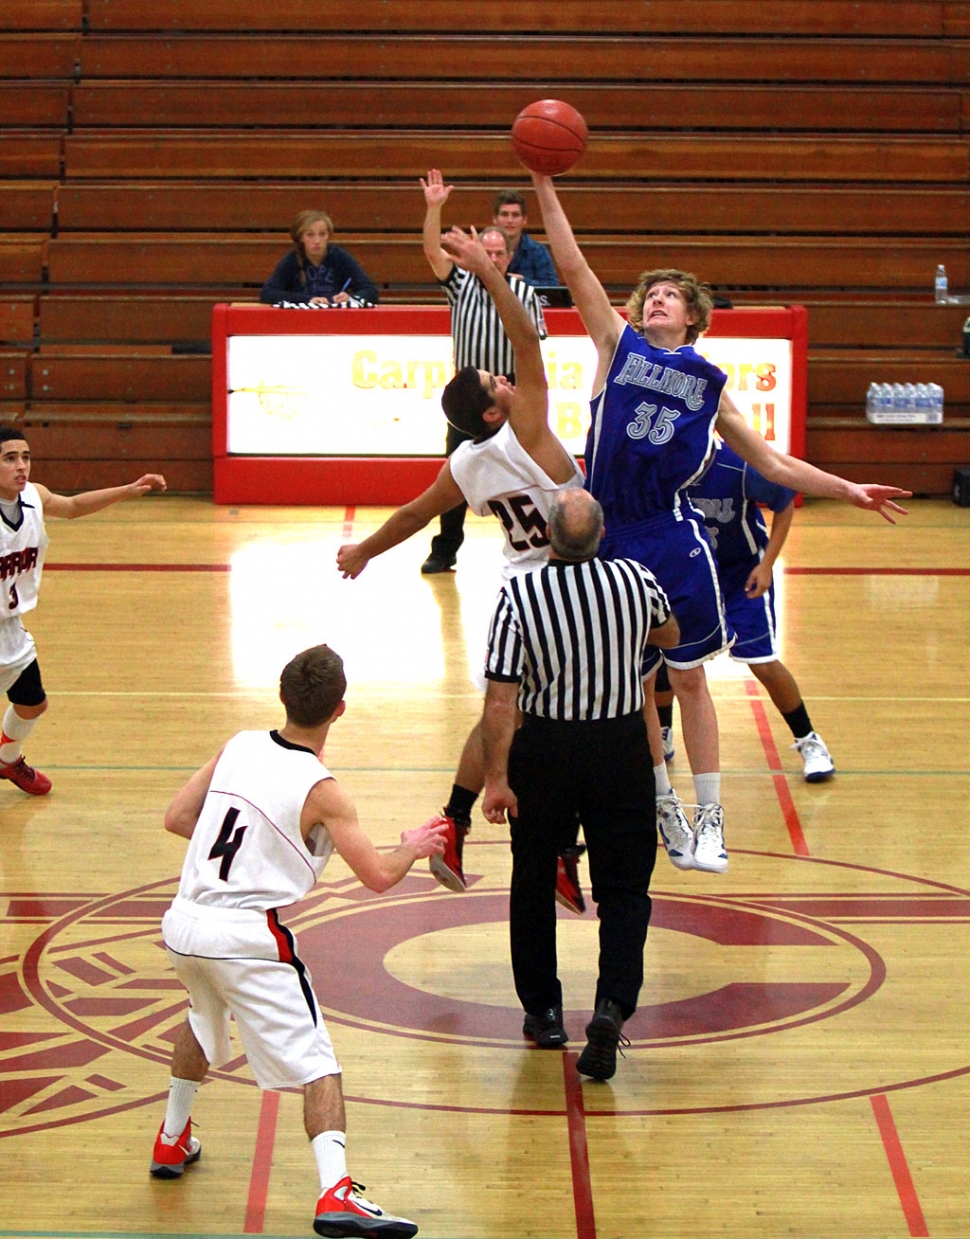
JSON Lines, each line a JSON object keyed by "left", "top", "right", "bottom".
{"left": 547, "top": 490, "right": 605, "bottom": 562}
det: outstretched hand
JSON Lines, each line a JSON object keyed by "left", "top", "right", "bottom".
{"left": 420, "top": 168, "right": 454, "bottom": 207}
{"left": 131, "top": 474, "right": 167, "bottom": 495}
{"left": 336, "top": 543, "right": 368, "bottom": 579}
{"left": 440, "top": 226, "right": 488, "bottom": 274}
{"left": 851, "top": 484, "right": 911, "bottom": 524}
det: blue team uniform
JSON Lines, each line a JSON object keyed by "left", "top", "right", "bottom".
{"left": 587, "top": 322, "right": 733, "bottom": 669}
{"left": 688, "top": 441, "right": 797, "bottom": 663}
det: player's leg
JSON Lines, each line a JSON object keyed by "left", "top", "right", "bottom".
{"left": 750, "top": 659, "right": 835, "bottom": 781}
{"left": 430, "top": 721, "right": 483, "bottom": 892}
{"left": 0, "top": 658, "right": 51, "bottom": 794}
{"left": 666, "top": 663, "right": 727, "bottom": 873}
{"left": 647, "top": 663, "right": 694, "bottom": 870}
{"left": 654, "top": 660, "right": 676, "bottom": 762}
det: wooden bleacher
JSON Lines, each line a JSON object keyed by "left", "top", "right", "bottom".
{"left": 1, "top": 0, "right": 969, "bottom": 494}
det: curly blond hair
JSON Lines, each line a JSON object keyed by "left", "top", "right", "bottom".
{"left": 625, "top": 268, "right": 713, "bottom": 344}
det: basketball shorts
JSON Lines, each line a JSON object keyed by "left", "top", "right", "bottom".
{"left": 718, "top": 557, "right": 779, "bottom": 664}
{"left": 0, "top": 618, "right": 38, "bottom": 697}
{"left": 602, "top": 514, "right": 734, "bottom": 671}
{"left": 163, "top": 901, "right": 339, "bottom": 1090}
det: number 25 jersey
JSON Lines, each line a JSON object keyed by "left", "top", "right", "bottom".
{"left": 176, "top": 729, "right": 333, "bottom": 912}
{"left": 449, "top": 420, "right": 583, "bottom": 578}
{"left": 587, "top": 323, "right": 728, "bottom": 527}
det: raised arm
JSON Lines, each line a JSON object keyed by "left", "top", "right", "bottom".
{"left": 421, "top": 169, "right": 456, "bottom": 281}
{"left": 336, "top": 461, "right": 464, "bottom": 578}
{"left": 36, "top": 474, "right": 167, "bottom": 519}
{"left": 304, "top": 777, "right": 446, "bottom": 893}
{"left": 529, "top": 172, "right": 624, "bottom": 383}
{"left": 440, "top": 226, "right": 574, "bottom": 478}
{"left": 716, "top": 397, "right": 910, "bottom": 524}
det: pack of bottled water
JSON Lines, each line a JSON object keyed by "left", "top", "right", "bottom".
{"left": 866, "top": 382, "right": 943, "bottom": 424}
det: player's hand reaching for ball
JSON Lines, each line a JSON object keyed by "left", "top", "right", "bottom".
{"left": 441, "top": 226, "right": 488, "bottom": 274}
{"left": 402, "top": 817, "right": 449, "bottom": 859}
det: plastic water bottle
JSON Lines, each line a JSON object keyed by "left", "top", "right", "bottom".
{"left": 903, "top": 382, "right": 917, "bottom": 412}
{"left": 935, "top": 264, "right": 948, "bottom": 303}
{"left": 929, "top": 382, "right": 944, "bottom": 420}
{"left": 915, "top": 383, "right": 930, "bottom": 416}
{"left": 866, "top": 382, "right": 878, "bottom": 416}
{"left": 879, "top": 383, "right": 894, "bottom": 417}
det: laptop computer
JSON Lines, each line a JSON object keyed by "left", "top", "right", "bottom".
{"left": 533, "top": 285, "right": 573, "bottom": 308}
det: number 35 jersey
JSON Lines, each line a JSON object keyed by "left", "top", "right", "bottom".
{"left": 449, "top": 420, "right": 583, "bottom": 578}
{"left": 0, "top": 482, "right": 49, "bottom": 620}
{"left": 587, "top": 323, "right": 728, "bottom": 527}
{"left": 175, "top": 730, "right": 333, "bottom": 913}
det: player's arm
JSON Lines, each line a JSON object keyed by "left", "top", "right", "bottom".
{"left": 164, "top": 751, "right": 223, "bottom": 839}
{"left": 336, "top": 461, "right": 464, "bottom": 578}
{"left": 303, "top": 777, "right": 447, "bottom": 893}
{"left": 529, "top": 172, "right": 624, "bottom": 387}
{"left": 421, "top": 169, "right": 455, "bottom": 281}
{"left": 481, "top": 677, "right": 520, "bottom": 825}
{"left": 747, "top": 500, "right": 794, "bottom": 598}
{"left": 715, "top": 394, "right": 911, "bottom": 523}
{"left": 649, "top": 611, "right": 681, "bottom": 649}
{"left": 35, "top": 474, "right": 167, "bottom": 519}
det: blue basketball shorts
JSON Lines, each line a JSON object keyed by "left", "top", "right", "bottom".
{"left": 717, "top": 556, "right": 779, "bottom": 664}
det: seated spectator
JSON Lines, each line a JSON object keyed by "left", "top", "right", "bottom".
{"left": 260, "top": 210, "right": 379, "bottom": 306}
{"left": 492, "top": 189, "right": 558, "bottom": 287}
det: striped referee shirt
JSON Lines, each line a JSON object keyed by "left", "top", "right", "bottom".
{"left": 485, "top": 557, "right": 671, "bottom": 721}
{"left": 441, "top": 266, "right": 547, "bottom": 375}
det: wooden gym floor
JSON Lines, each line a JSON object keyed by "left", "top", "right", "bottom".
{"left": 0, "top": 494, "right": 967, "bottom": 1239}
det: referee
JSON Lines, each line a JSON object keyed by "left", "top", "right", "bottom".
{"left": 419, "top": 168, "right": 547, "bottom": 574}
{"left": 482, "top": 489, "right": 679, "bottom": 1080}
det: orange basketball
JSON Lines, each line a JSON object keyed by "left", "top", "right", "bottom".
{"left": 511, "top": 99, "right": 588, "bottom": 177}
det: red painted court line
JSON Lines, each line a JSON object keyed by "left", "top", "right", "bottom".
{"left": 244, "top": 1088, "right": 280, "bottom": 1234}
{"left": 745, "top": 681, "right": 810, "bottom": 857}
{"left": 563, "top": 1052, "right": 597, "bottom": 1239}
{"left": 342, "top": 504, "right": 356, "bottom": 540}
{"left": 46, "top": 562, "right": 230, "bottom": 572}
{"left": 870, "top": 1093, "right": 930, "bottom": 1237}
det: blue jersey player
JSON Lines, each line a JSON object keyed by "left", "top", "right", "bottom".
{"left": 687, "top": 440, "right": 835, "bottom": 781}
{"left": 530, "top": 171, "right": 909, "bottom": 875}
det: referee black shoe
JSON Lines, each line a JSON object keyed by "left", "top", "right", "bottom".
{"left": 420, "top": 552, "right": 456, "bottom": 574}
{"left": 576, "top": 999, "right": 629, "bottom": 1080}
{"left": 522, "top": 1004, "right": 568, "bottom": 1048}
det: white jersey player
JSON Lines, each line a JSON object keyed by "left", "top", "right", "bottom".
{"left": 151, "top": 644, "right": 447, "bottom": 1239}
{"left": 336, "top": 226, "right": 582, "bottom": 899}
{"left": 0, "top": 428, "right": 166, "bottom": 795}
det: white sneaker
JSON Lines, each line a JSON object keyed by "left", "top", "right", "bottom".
{"left": 661, "top": 725, "right": 675, "bottom": 762}
{"left": 692, "top": 803, "right": 728, "bottom": 873}
{"left": 657, "top": 791, "right": 694, "bottom": 869}
{"left": 793, "top": 731, "right": 835, "bottom": 782}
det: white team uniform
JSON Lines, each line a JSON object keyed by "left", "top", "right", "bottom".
{"left": 162, "top": 729, "right": 340, "bottom": 1089}
{"left": 450, "top": 422, "right": 584, "bottom": 581}
{"left": 449, "top": 422, "right": 584, "bottom": 688}
{"left": 0, "top": 482, "right": 49, "bottom": 691}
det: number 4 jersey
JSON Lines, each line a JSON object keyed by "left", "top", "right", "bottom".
{"left": 449, "top": 420, "right": 583, "bottom": 577}
{"left": 173, "top": 730, "right": 334, "bottom": 917}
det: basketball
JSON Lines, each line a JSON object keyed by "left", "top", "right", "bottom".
{"left": 511, "top": 99, "right": 588, "bottom": 177}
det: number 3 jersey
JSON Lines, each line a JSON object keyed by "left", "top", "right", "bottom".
{"left": 587, "top": 322, "right": 728, "bottom": 527}
{"left": 174, "top": 730, "right": 333, "bottom": 915}
{"left": 449, "top": 420, "right": 583, "bottom": 577}
{"left": 0, "top": 482, "right": 49, "bottom": 618}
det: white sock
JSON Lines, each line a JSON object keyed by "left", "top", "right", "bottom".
{"left": 0, "top": 706, "right": 35, "bottom": 765}
{"left": 693, "top": 773, "right": 721, "bottom": 807}
{"left": 162, "top": 1076, "right": 199, "bottom": 1139}
{"left": 312, "top": 1130, "right": 348, "bottom": 1191}
{"left": 654, "top": 763, "right": 672, "bottom": 797}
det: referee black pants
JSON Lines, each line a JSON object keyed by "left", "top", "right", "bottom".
{"left": 507, "top": 710, "right": 657, "bottom": 1020}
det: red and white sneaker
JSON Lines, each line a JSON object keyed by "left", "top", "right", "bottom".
{"left": 150, "top": 1119, "right": 201, "bottom": 1179}
{"left": 0, "top": 756, "right": 51, "bottom": 795}
{"left": 555, "top": 845, "right": 586, "bottom": 915}
{"left": 428, "top": 811, "right": 468, "bottom": 892}
{"left": 314, "top": 1176, "right": 418, "bottom": 1238}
